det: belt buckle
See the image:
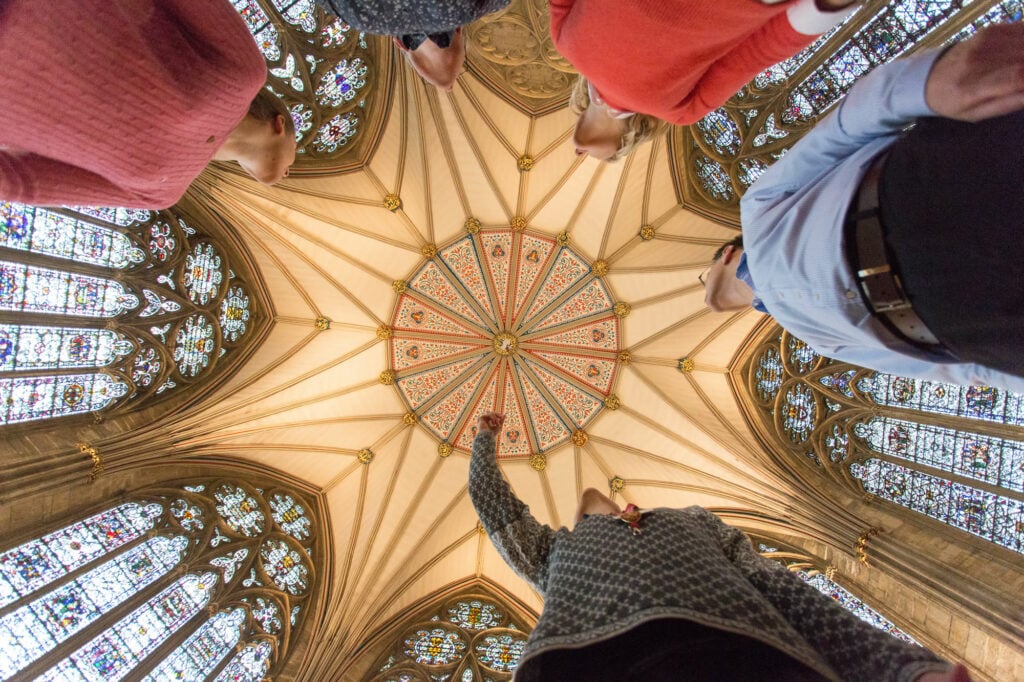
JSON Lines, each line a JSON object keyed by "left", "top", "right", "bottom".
{"left": 857, "top": 265, "right": 911, "bottom": 313}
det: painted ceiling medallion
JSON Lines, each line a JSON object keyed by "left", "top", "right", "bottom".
{"left": 388, "top": 229, "right": 622, "bottom": 457}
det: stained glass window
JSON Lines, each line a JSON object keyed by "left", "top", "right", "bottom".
{"left": 230, "top": 0, "right": 382, "bottom": 164}
{"left": 745, "top": 327, "right": 1024, "bottom": 555}
{"left": 370, "top": 593, "right": 533, "bottom": 681}
{"left": 0, "top": 203, "right": 262, "bottom": 428}
{"left": 677, "top": 0, "right": 1023, "bottom": 215}
{"left": 0, "top": 479, "right": 317, "bottom": 680}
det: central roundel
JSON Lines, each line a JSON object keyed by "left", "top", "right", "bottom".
{"left": 388, "top": 229, "right": 621, "bottom": 457}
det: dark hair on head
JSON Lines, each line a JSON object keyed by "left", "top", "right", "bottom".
{"left": 248, "top": 88, "right": 296, "bottom": 136}
{"left": 712, "top": 234, "right": 743, "bottom": 262}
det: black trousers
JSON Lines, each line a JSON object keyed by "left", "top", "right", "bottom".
{"left": 878, "top": 110, "right": 1024, "bottom": 376}
{"left": 525, "top": 618, "right": 826, "bottom": 681}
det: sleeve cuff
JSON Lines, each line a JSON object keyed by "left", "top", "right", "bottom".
{"left": 787, "top": 0, "right": 859, "bottom": 36}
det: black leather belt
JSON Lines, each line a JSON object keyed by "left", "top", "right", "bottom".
{"left": 846, "top": 153, "right": 943, "bottom": 348}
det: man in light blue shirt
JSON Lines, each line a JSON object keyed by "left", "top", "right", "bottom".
{"left": 703, "top": 23, "right": 1024, "bottom": 392}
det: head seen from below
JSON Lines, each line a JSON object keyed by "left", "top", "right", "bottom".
{"left": 569, "top": 77, "right": 667, "bottom": 162}
{"left": 702, "top": 234, "right": 755, "bottom": 312}
{"left": 220, "top": 89, "right": 297, "bottom": 185}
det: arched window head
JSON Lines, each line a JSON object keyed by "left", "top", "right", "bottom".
{"left": 230, "top": 0, "right": 388, "bottom": 167}
{"left": 674, "top": 1, "right": 1023, "bottom": 221}
{"left": 371, "top": 590, "right": 534, "bottom": 681}
{"left": 0, "top": 478, "right": 319, "bottom": 680}
{"left": 0, "top": 202, "right": 266, "bottom": 430}
{"left": 741, "top": 326, "right": 1024, "bottom": 557}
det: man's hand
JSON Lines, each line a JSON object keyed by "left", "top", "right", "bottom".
{"left": 476, "top": 412, "right": 505, "bottom": 435}
{"left": 916, "top": 663, "right": 973, "bottom": 682}
{"left": 926, "top": 22, "right": 1024, "bottom": 122}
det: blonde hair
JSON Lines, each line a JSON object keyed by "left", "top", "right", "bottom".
{"left": 568, "top": 76, "right": 667, "bottom": 162}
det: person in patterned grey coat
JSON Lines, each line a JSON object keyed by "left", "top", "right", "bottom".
{"left": 314, "top": 0, "right": 509, "bottom": 90}
{"left": 469, "top": 412, "right": 970, "bottom": 681}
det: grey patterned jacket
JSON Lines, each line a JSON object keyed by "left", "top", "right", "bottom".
{"left": 314, "top": 0, "right": 509, "bottom": 36}
{"left": 469, "top": 431, "right": 949, "bottom": 681}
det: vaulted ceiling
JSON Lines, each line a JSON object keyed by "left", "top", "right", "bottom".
{"left": 173, "top": 25, "right": 834, "bottom": 674}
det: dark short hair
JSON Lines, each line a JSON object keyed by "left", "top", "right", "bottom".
{"left": 712, "top": 234, "right": 743, "bottom": 262}
{"left": 248, "top": 88, "right": 296, "bottom": 136}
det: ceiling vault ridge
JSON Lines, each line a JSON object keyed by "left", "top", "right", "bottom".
{"left": 641, "top": 137, "right": 665, "bottom": 223}
{"left": 194, "top": 341, "right": 382, "bottom": 423}
{"left": 424, "top": 87, "right": 474, "bottom": 216}
{"left": 588, "top": 408, "right": 773, "bottom": 492}
{"left": 412, "top": 82, "right": 438, "bottom": 243}
{"left": 340, "top": 481, "right": 476, "bottom": 628}
{"left": 337, "top": 428, "right": 421, "bottom": 606}
{"left": 231, "top": 191, "right": 429, "bottom": 263}
{"left": 343, "top": 427, "right": 419, "bottom": 607}
{"left": 460, "top": 82, "right": 521, "bottom": 159}
{"left": 523, "top": 158, "right": 587, "bottom": 224}
{"left": 322, "top": 459, "right": 363, "bottom": 493}
{"left": 624, "top": 306, "right": 713, "bottom": 353}
{"left": 626, "top": 365, "right": 768, "bottom": 469}
{"left": 343, "top": 524, "right": 482, "bottom": 654}
{"left": 447, "top": 95, "right": 516, "bottom": 218}
{"left": 597, "top": 152, "right": 642, "bottom": 259}
{"left": 564, "top": 159, "right": 607, "bottom": 229}
{"left": 627, "top": 283, "right": 700, "bottom": 309}
{"left": 538, "top": 468, "right": 562, "bottom": 529}
{"left": 334, "top": 463, "right": 372, "bottom": 611}
{"left": 534, "top": 126, "right": 575, "bottom": 161}
{"left": 393, "top": 63, "right": 411, "bottom": 194}
{"left": 227, "top": 199, "right": 389, "bottom": 323}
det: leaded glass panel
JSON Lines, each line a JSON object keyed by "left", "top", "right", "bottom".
{"left": 371, "top": 593, "right": 530, "bottom": 681}
{"left": 0, "top": 502, "right": 162, "bottom": 608}
{"left": 230, "top": 0, "right": 381, "bottom": 164}
{"left": 0, "top": 261, "right": 139, "bottom": 317}
{"left": 852, "top": 459, "right": 1024, "bottom": 552}
{"left": 260, "top": 538, "right": 310, "bottom": 595}
{"left": 0, "top": 203, "right": 144, "bottom": 268}
{"left": 745, "top": 327, "right": 1024, "bottom": 556}
{"left": 0, "top": 373, "right": 130, "bottom": 424}
{"left": 0, "top": 536, "right": 187, "bottom": 678}
{"left": 0, "top": 480, "right": 316, "bottom": 680}
{"left": 214, "top": 639, "right": 274, "bottom": 682}
{"left": 215, "top": 484, "right": 267, "bottom": 536}
{"left": 43, "top": 571, "right": 218, "bottom": 681}
{"left": 0, "top": 204, "right": 262, "bottom": 428}
{"left": 268, "top": 493, "right": 312, "bottom": 540}
{"left": 0, "top": 325, "right": 134, "bottom": 371}
{"left": 141, "top": 607, "right": 246, "bottom": 682}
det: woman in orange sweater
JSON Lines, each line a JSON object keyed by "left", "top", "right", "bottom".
{"left": 552, "top": 0, "right": 860, "bottom": 160}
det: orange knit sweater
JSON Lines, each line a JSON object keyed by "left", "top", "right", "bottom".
{"left": 0, "top": 0, "right": 267, "bottom": 209}
{"left": 549, "top": 0, "right": 817, "bottom": 125}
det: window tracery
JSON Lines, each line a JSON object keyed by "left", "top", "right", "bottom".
{"left": 0, "top": 479, "right": 317, "bottom": 680}
{"left": 743, "top": 326, "right": 1024, "bottom": 555}
{"left": 674, "top": 0, "right": 1023, "bottom": 222}
{"left": 371, "top": 593, "right": 532, "bottom": 682}
{"left": 231, "top": 0, "right": 384, "bottom": 165}
{"left": 0, "top": 202, "right": 264, "bottom": 428}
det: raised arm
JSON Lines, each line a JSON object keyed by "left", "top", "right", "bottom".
{"left": 743, "top": 21, "right": 1024, "bottom": 204}
{"left": 698, "top": 509, "right": 962, "bottom": 682}
{"left": 669, "top": 0, "right": 856, "bottom": 125}
{"left": 468, "top": 413, "right": 556, "bottom": 595}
